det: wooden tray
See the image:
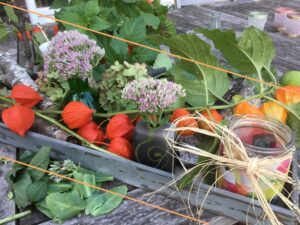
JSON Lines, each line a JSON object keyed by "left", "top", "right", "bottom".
{"left": 0, "top": 123, "right": 298, "bottom": 225}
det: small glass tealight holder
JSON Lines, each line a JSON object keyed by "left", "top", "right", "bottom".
{"left": 209, "top": 13, "right": 222, "bottom": 30}
{"left": 285, "top": 13, "right": 300, "bottom": 38}
{"left": 248, "top": 11, "right": 268, "bottom": 31}
{"left": 274, "top": 7, "right": 296, "bottom": 32}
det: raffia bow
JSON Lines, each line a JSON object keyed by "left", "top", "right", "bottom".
{"left": 164, "top": 112, "right": 299, "bottom": 225}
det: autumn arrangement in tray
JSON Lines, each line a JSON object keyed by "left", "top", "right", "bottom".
{"left": 0, "top": 0, "right": 300, "bottom": 224}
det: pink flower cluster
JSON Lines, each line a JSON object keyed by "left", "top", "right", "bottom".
{"left": 122, "top": 78, "right": 186, "bottom": 113}
{"left": 43, "top": 30, "right": 105, "bottom": 80}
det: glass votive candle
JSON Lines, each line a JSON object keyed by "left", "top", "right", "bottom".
{"left": 274, "top": 7, "right": 296, "bottom": 31}
{"left": 285, "top": 13, "right": 300, "bottom": 38}
{"left": 248, "top": 11, "right": 269, "bottom": 31}
{"left": 218, "top": 115, "right": 295, "bottom": 201}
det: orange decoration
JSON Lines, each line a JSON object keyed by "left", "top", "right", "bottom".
{"left": 170, "top": 108, "right": 190, "bottom": 122}
{"left": 108, "top": 137, "right": 133, "bottom": 160}
{"left": 275, "top": 86, "right": 300, "bottom": 105}
{"left": 199, "top": 109, "right": 223, "bottom": 131}
{"left": 106, "top": 114, "right": 134, "bottom": 140}
{"left": 62, "top": 102, "right": 94, "bottom": 129}
{"left": 260, "top": 102, "right": 288, "bottom": 124}
{"left": 2, "top": 105, "right": 35, "bottom": 136}
{"left": 77, "top": 121, "right": 105, "bottom": 145}
{"left": 234, "top": 102, "right": 264, "bottom": 116}
{"left": 9, "top": 85, "right": 43, "bottom": 107}
{"left": 171, "top": 108, "right": 198, "bottom": 136}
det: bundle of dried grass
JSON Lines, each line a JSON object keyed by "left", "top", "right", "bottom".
{"left": 164, "top": 112, "right": 299, "bottom": 225}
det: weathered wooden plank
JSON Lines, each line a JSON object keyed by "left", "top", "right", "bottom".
{"left": 0, "top": 124, "right": 297, "bottom": 225}
{"left": 168, "top": 0, "right": 300, "bottom": 73}
{"left": 0, "top": 144, "right": 16, "bottom": 225}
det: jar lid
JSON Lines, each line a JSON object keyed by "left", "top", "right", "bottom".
{"left": 249, "top": 11, "right": 268, "bottom": 19}
{"left": 288, "top": 12, "right": 300, "bottom": 19}
{"left": 275, "top": 7, "right": 296, "bottom": 14}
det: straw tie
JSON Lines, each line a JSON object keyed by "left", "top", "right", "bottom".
{"left": 246, "top": 157, "right": 259, "bottom": 176}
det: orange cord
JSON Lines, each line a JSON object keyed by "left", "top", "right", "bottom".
{"left": 0, "top": 155, "right": 208, "bottom": 224}
{"left": 0, "top": 2, "right": 295, "bottom": 94}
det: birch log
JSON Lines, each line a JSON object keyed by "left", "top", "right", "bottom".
{"left": 0, "top": 52, "right": 69, "bottom": 141}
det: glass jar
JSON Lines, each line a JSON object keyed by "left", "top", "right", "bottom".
{"left": 285, "top": 13, "right": 300, "bottom": 38}
{"left": 218, "top": 115, "right": 295, "bottom": 201}
{"left": 274, "top": 7, "right": 296, "bottom": 31}
{"left": 248, "top": 11, "right": 268, "bottom": 31}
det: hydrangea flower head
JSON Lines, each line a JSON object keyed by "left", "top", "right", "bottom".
{"left": 43, "top": 30, "right": 105, "bottom": 80}
{"left": 122, "top": 78, "right": 186, "bottom": 113}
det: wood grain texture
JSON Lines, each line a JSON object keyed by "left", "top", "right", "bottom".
{"left": 0, "top": 144, "right": 16, "bottom": 225}
{"left": 0, "top": 124, "right": 297, "bottom": 225}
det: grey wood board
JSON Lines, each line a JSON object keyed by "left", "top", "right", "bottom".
{"left": 168, "top": 0, "right": 300, "bottom": 73}
{"left": 0, "top": 144, "right": 16, "bottom": 225}
{"left": 0, "top": 124, "right": 297, "bottom": 225}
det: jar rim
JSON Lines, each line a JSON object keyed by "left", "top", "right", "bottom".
{"left": 228, "top": 115, "right": 295, "bottom": 154}
{"left": 275, "top": 7, "right": 296, "bottom": 14}
{"left": 249, "top": 11, "right": 268, "bottom": 19}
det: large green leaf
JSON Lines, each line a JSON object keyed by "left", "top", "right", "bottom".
{"left": 27, "top": 147, "right": 51, "bottom": 181}
{"left": 46, "top": 192, "right": 86, "bottom": 223}
{"left": 73, "top": 172, "right": 96, "bottom": 198}
{"left": 164, "top": 34, "right": 229, "bottom": 107}
{"left": 197, "top": 27, "right": 276, "bottom": 93}
{"left": 141, "top": 12, "right": 160, "bottom": 30}
{"left": 85, "top": 0, "right": 100, "bottom": 17}
{"left": 85, "top": 185, "right": 127, "bottom": 216}
{"left": 286, "top": 103, "right": 300, "bottom": 148}
{"left": 119, "top": 16, "right": 146, "bottom": 42}
{"left": 4, "top": 6, "right": 18, "bottom": 24}
{"left": 47, "top": 182, "right": 73, "bottom": 194}
{"left": 27, "top": 181, "right": 48, "bottom": 202}
{"left": 13, "top": 172, "right": 32, "bottom": 208}
{"left": 35, "top": 199, "right": 54, "bottom": 219}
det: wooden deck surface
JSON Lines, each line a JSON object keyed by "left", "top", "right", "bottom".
{"left": 1, "top": 0, "right": 300, "bottom": 224}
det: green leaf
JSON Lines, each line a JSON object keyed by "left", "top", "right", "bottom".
{"left": 197, "top": 27, "right": 276, "bottom": 93}
{"left": 73, "top": 172, "right": 96, "bottom": 198}
{"left": 119, "top": 16, "right": 146, "bottom": 42}
{"left": 286, "top": 103, "right": 300, "bottom": 148}
{"left": 27, "top": 181, "right": 48, "bottom": 202}
{"left": 35, "top": 199, "right": 54, "bottom": 219}
{"left": 46, "top": 192, "right": 86, "bottom": 223}
{"left": 85, "top": 185, "right": 127, "bottom": 217}
{"left": 77, "top": 168, "right": 114, "bottom": 183}
{"left": 85, "top": 0, "right": 100, "bottom": 17}
{"left": 164, "top": 34, "right": 229, "bottom": 107}
{"left": 4, "top": 6, "right": 18, "bottom": 24}
{"left": 47, "top": 182, "right": 73, "bottom": 194}
{"left": 89, "top": 17, "right": 111, "bottom": 31}
{"left": 141, "top": 12, "right": 160, "bottom": 29}
{"left": 13, "top": 172, "right": 32, "bottom": 208}
{"left": 0, "top": 24, "right": 9, "bottom": 42}
{"left": 27, "top": 147, "right": 51, "bottom": 181}
{"left": 153, "top": 53, "right": 173, "bottom": 70}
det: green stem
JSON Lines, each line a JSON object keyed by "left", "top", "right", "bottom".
{"left": 0, "top": 210, "right": 31, "bottom": 225}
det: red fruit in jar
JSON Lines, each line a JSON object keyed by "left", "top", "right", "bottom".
{"left": 277, "top": 159, "right": 291, "bottom": 174}
{"left": 106, "top": 114, "right": 134, "bottom": 140}
{"left": 252, "top": 134, "right": 277, "bottom": 148}
{"left": 9, "top": 85, "right": 43, "bottom": 107}
{"left": 108, "top": 137, "right": 133, "bottom": 159}
{"left": 77, "top": 121, "right": 104, "bottom": 145}
{"left": 62, "top": 102, "right": 94, "bottom": 129}
{"left": 235, "top": 183, "right": 249, "bottom": 196}
{"left": 2, "top": 105, "right": 35, "bottom": 136}
{"left": 221, "top": 179, "right": 238, "bottom": 193}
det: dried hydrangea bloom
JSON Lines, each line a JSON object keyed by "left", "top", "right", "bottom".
{"left": 122, "top": 78, "right": 186, "bottom": 113}
{"left": 43, "top": 30, "right": 105, "bottom": 80}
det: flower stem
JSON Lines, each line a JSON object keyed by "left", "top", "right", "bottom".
{"left": 0, "top": 210, "right": 31, "bottom": 225}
